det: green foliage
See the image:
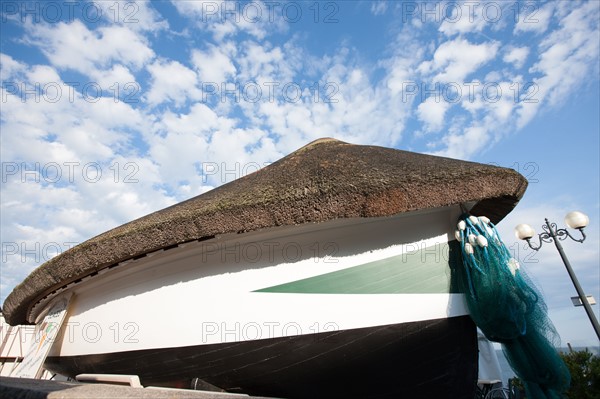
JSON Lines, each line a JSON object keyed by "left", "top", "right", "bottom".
{"left": 509, "top": 377, "right": 526, "bottom": 399}
{"left": 560, "top": 349, "right": 600, "bottom": 399}
{"left": 510, "top": 349, "right": 600, "bottom": 399}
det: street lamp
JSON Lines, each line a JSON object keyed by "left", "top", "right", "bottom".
{"left": 515, "top": 211, "right": 600, "bottom": 340}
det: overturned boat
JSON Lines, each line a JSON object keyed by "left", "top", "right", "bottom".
{"left": 2, "top": 138, "right": 527, "bottom": 398}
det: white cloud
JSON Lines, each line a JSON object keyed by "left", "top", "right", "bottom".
{"left": 417, "top": 97, "right": 451, "bottom": 132}
{"left": 236, "top": 41, "right": 289, "bottom": 83}
{"left": 88, "top": 64, "right": 137, "bottom": 90}
{"left": 24, "top": 20, "right": 155, "bottom": 77}
{"left": 503, "top": 46, "right": 529, "bottom": 69}
{"left": 0, "top": 153, "right": 175, "bottom": 298}
{"left": 1, "top": 66, "right": 176, "bottom": 298}
{"left": 438, "top": 1, "right": 487, "bottom": 36}
{"left": 432, "top": 124, "right": 490, "bottom": 159}
{"left": 246, "top": 47, "right": 412, "bottom": 152}
{"left": 370, "top": 1, "right": 388, "bottom": 16}
{"left": 1, "top": 61, "right": 150, "bottom": 168}
{"left": 514, "top": 2, "right": 555, "bottom": 34}
{"left": 159, "top": 103, "right": 225, "bottom": 135}
{"left": 170, "top": 0, "right": 283, "bottom": 41}
{"left": 0, "top": 53, "right": 27, "bottom": 80}
{"left": 192, "top": 44, "right": 237, "bottom": 84}
{"left": 464, "top": 80, "right": 518, "bottom": 121}
{"left": 1, "top": 96, "right": 143, "bottom": 164}
{"left": 26, "top": 65, "right": 61, "bottom": 85}
{"left": 148, "top": 102, "right": 279, "bottom": 190}
{"left": 2, "top": 180, "right": 172, "bottom": 263}
{"left": 145, "top": 59, "right": 202, "bottom": 106}
{"left": 170, "top": 0, "right": 225, "bottom": 15}
{"left": 418, "top": 38, "right": 500, "bottom": 83}
{"left": 383, "top": 27, "right": 426, "bottom": 102}
{"left": 96, "top": 0, "right": 169, "bottom": 32}
{"left": 517, "top": 2, "right": 600, "bottom": 128}
{"left": 0, "top": 182, "right": 87, "bottom": 298}
{"left": 429, "top": 77, "right": 522, "bottom": 159}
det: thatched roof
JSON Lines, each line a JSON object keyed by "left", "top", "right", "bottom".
{"left": 3, "top": 138, "right": 528, "bottom": 325}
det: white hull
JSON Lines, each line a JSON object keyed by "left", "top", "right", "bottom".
{"left": 39, "top": 205, "right": 468, "bottom": 357}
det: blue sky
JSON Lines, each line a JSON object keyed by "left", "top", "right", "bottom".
{"left": 1, "top": 1, "right": 598, "bottom": 346}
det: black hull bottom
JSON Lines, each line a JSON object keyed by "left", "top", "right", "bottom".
{"left": 46, "top": 316, "right": 477, "bottom": 398}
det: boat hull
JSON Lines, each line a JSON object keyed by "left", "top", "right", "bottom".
{"left": 46, "top": 315, "right": 477, "bottom": 398}
{"left": 32, "top": 205, "right": 477, "bottom": 397}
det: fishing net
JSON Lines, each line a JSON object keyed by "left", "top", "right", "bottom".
{"left": 453, "top": 214, "right": 570, "bottom": 398}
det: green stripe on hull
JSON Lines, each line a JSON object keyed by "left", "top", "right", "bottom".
{"left": 255, "top": 242, "right": 460, "bottom": 294}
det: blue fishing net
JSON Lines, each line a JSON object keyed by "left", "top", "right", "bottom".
{"left": 453, "top": 214, "right": 570, "bottom": 398}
